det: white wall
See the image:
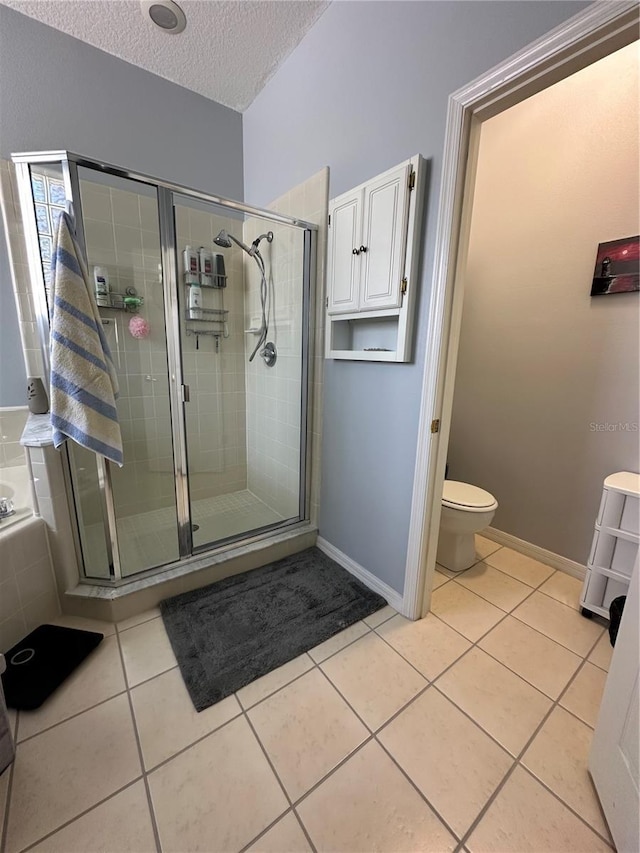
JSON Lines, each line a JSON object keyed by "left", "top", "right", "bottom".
{"left": 448, "top": 42, "right": 639, "bottom": 564}
{"left": 243, "top": 0, "right": 590, "bottom": 594}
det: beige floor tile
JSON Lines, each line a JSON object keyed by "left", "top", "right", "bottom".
{"left": 51, "top": 613, "right": 116, "bottom": 637}
{"left": 320, "top": 632, "right": 426, "bottom": 730}
{"left": 132, "top": 667, "right": 241, "bottom": 769}
{"left": 5, "top": 695, "right": 141, "bottom": 853}
{"left": 379, "top": 688, "right": 512, "bottom": 837}
{"left": 116, "top": 607, "right": 161, "bottom": 632}
{"left": 588, "top": 632, "right": 614, "bottom": 672}
{"left": 437, "top": 648, "right": 552, "bottom": 756}
{"left": 18, "top": 636, "right": 126, "bottom": 741}
{"left": 247, "top": 812, "right": 311, "bottom": 852}
{"left": 149, "top": 715, "right": 287, "bottom": 852}
{"left": 308, "top": 621, "right": 369, "bottom": 664}
{"left": 560, "top": 662, "right": 607, "bottom": 728}
{"left": 539, "top": 571, "right": 583, "bottom": 610}
{"left": 432, "top": 570, "right": 450, "bottom": 589}
{"left": 297, "top": 741, "right": 455, "bottom": 852}
{"left": 484, "top": 547, "right": 555, "bottom": 587}
{"left": 478, "top": 616, "right": 582, "bottom": 699}
{"left": 523, "top": 706, "right": 610, "bottom": 839}
{"left": 377, "top": 613, "right": 471, "bottom": 680}
{"left": 467, "top": 766, "right": 610, "bottom": 852}
{"left": 248, "top": 668, "right": 368, "bottom": 800}
{"left": 429, "top": 582, "right": 505, "bottom": 642}
{"left": 118, "top": 616, "right": 177, "bottom": 687}
{"left": 237, "top": 653, "right": 314, "bottom": 709}
{"left": 513, "top": 592, "right": 604, "bottom": 656}
{"left": 455, "top": 562, "right": 532, "bottom": 612}
{"left": 475, "top": 534, "right": 502, "bottom": 560}
{"left": 30, "top": 780, "right": 156, "bottom": 853}
{"left": 435, "top": 563, "right": 459, "bottom": 579}
{"left": 363, "top": 604, "right": 397, "bottom": 628}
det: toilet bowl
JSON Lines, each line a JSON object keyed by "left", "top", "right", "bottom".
{"left": 436, "top": 481, "right": 498, "bottom": 572}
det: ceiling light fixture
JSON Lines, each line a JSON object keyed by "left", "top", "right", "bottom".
{"left": 141, "top": 0, "right": 186, "bottom": 34}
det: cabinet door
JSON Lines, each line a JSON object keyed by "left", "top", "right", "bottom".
{"left": 327, "top": 190, "right": 361, "bottom": 315}
{"left": 359, "top": 164, "right": 410, "bottom": 311}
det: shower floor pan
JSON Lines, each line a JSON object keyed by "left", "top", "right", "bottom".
{"left": 81, "top": 489, "right": 284, "bottom": 579}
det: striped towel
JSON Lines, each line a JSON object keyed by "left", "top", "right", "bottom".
{"left": 50, "top": 213, "right": 123, "bottom": 466}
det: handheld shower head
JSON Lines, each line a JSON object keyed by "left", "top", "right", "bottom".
{"left": 249, "top": 231, "right": 274, "bottom": 256}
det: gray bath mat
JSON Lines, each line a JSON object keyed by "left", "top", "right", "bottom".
{"left": 160, "top": 547, "right": 387, "bottom": 711}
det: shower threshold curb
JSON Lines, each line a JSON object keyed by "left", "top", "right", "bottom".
{"left": 66, "top": 523, "right": 318, "bottom": 600}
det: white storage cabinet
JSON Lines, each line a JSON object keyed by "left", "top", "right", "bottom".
{"left": 325, "top": 155, "right": 425, "bottom": 362}
{"left": 581, "top": 472, "right": 640, "bottom": 619}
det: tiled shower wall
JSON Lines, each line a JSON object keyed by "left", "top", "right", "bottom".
{"left": 174, "top": 203, "right": 247, "bottom": 503}
{"left": 244, "top": 168, "right": 328, "bottom": 522}
{"left": 80, "top": 178, "right": 175, "bottom": 518}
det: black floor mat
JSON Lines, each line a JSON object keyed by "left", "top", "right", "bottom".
{"left": 2, "top": 625, "right": 103, "bottom": 710}
{"left": 161, "top": 547, "right": 387, "bottom": 712}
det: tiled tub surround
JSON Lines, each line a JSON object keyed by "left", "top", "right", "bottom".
{"left": 0, "top": 516, "right": 59, "bottom": 653}
{"left": 0, "top": 539, "right": 613, "bottom": 852}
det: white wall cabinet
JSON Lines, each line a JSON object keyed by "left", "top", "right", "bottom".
{"left": 580, "top": 472, "right": 639, "bottom": 619}
{"left": 326, "top": 155, "right": 425, "bottom": 362}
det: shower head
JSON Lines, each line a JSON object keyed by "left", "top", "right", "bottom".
{"left": 213, "top": 229, "right": 232, "bottom": 248}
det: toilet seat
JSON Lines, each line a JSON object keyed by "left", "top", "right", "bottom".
{"left": 442, "top": 480, "right": 498, "bottom": 513}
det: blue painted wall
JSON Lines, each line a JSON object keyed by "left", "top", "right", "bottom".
{"left": 243, "top": 1, "right": 591, "bottom": 594}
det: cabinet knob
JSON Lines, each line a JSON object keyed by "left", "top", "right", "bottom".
{"left": 352, "top": 248, "right": 360, "bottom": 255}
{"left": 360, "top": 246, "right": 368, "bottom": 253}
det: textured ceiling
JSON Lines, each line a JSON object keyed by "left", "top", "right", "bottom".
{"left": 1, "top": 0, "right": 329, "bottom": 111}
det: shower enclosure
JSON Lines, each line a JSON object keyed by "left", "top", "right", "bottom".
{"left": 12, "top": 152, "right": 315, "bottom": 582}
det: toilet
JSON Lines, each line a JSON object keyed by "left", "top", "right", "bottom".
{"left": 436, "top": 480, "right": 498, "bottom": 572}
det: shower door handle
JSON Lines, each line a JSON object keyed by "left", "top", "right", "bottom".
{"left": 181, "top": 384, "right": 190, "bottom": 403}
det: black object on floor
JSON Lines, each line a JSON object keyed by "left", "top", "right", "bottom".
{"left": 1, "top": 625, "right": 103, "bottom": 710}
{"left": 609, "top": 595, "right": 626, "bottom": 646}
{"left": 161, "top": 547, "right": 387, "bottom": 711}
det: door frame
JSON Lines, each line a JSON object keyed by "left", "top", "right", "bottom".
{"left": 402, "top": 0, "right": 639, "bottom": 619}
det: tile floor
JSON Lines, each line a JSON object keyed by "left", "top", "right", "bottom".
{"left": 0, "top": 536, "right": 614, "bottom": 853}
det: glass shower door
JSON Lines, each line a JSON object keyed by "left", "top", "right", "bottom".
{"left": 174, "top": 195, "right": 306, "bottom": 550}
{"left": 73, "top": 167, "right": 180, "bottom": 577}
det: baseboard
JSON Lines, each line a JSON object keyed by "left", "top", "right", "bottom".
{"left": 483, "top": 527, "right": 586, "bottom": 580}
{"left": 316, "top": 537, "right": 405, "bottom": 612}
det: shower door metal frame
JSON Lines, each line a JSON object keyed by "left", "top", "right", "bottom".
{"left": 11, "top": 149, "right": 318, "bottom": 585}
